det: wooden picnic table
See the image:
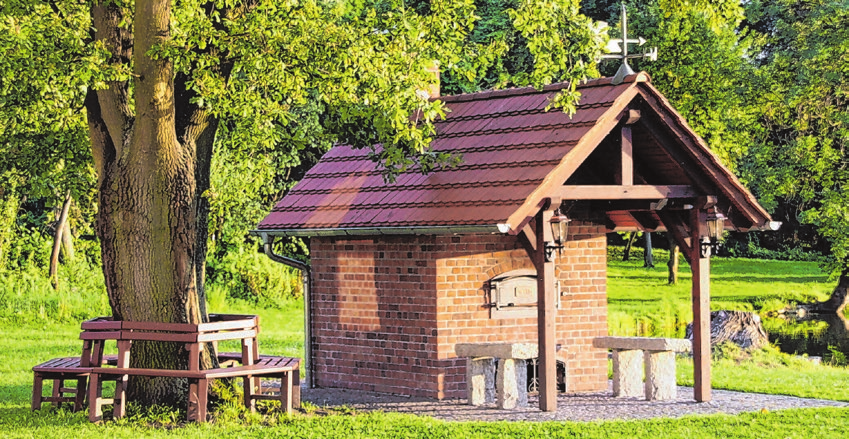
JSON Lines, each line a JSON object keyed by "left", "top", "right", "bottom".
{"left": 32, "top": 314, "right": 300, "bottom": 422}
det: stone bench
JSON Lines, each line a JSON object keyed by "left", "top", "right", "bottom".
{"left": 455, "top": 343, "right": 539, "bottom": 409}
{"left": 592, "top": 336, "right": 691, "bottom": 401}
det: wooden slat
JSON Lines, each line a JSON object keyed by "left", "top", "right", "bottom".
{"left": 81, "top": 317, "right": 122, "bottom": 331}
{"left": 560, "top": 185, "right": 699, "bottom": 200}
{"left": 197, "top": 329, "right": 257, "bottom": 343}
{"left": 118, "top": 330, "right": 197, "bottom": 343}
{"left": 80, "top": 330, "right": 122, "bottom": 340}
{"left": 197, "top": 319, "right": 256, "bottom": 332}
{"left": 122, "top": 321, "right": 198, "bottom": 332}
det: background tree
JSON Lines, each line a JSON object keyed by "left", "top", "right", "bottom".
{"left": 1, "top": 0, "right": 606, "bottom": 406}
{"left": 741, "top": 0, "right": 849, "bottom": 311}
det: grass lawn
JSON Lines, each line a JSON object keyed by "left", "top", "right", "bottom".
{"left": 2, "top": 257, "right": 849, "bottom": 436}
{"left": 607, "top": 251, "right": 833, "bottom": 337}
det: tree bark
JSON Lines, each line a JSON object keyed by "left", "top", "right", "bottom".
{"left": 805, "top": 271, "right": 849, "bottom": 314}
{"left": 49, "top": 190, "right": 72, "bottom": 289}
{"left": 643, "top": 232, "right": 654, "bottom": 268}
{"left": 667, "top": 233, "right": 679, "bottom": 285}
{"left": 686, "top": 310, "right": 768, "bottom": 350}
{"left": 61, "top": 219, "right": 75, "bottom": 262}
{"left": 86, "top": 0, "right": 214, "bottom": 406}
{"left": 623, "top": 232, "right": 637, "bottom": 261}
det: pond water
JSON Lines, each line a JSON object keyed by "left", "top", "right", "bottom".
{"left": 765, "top": 312, "right": 849, "bottom": 363}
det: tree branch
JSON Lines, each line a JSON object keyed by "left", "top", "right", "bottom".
{"left": 91, "top": 2, "right": 134, "bottom": 157}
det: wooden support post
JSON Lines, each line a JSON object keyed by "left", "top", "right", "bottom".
{"left": 690, "top": 208, "right": 711, "bottom": 402}
{"left": 534, "top": 208, "right": 557, "bottom": 411}
{"left": 619, "top": 125, "right": 634, "bottom": 186}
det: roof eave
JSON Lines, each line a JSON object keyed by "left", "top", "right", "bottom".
{"left": 250, "top": 223, "right": 511, "bottom": 237}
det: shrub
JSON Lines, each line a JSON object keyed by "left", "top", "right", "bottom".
{"left": 207, "top": 245, "right": 302, "bottom": 308}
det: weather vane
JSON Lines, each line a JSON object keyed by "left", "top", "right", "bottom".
{"left": 601, "top": 3, "right": 658, "bottom": 84}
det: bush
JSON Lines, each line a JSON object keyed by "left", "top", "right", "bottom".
{"left": 207, "top": 245, "right": 302, "bottom": 308}
{"left": 0, "top": 258, "right": 110, "bottom": 323}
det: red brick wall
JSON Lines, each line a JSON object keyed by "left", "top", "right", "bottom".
{"left": 309, "top": 224, "right": 608, "bottom": 399}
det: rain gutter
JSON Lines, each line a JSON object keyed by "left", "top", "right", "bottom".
{"left": 258, "top": 232, "right": 314, "bottom": 388}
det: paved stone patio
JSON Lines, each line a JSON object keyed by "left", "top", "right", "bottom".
{"left": 300, "top": 382, "right": 849, "bottom": 422}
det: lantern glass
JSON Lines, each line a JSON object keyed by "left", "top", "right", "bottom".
{"left": 706, "top": 211, "right": 726, "bottom": 242}
{"left": 550, "top": 213, "right": 571, "bottom": 244}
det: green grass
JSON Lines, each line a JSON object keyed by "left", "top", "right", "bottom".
{"left": 1, "top": 407, "right": 849, "bottom": 438}
{"left": 607, "top": 250, "right": 833, "bottom": 337}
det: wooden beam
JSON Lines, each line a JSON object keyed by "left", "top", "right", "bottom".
{"left": 624, "top": 109, "right": 641, "bottom": 125}
{"left": 639, "top": 93, "right": 771, "bottom": 227}
{"left": 657, "top": 210, "right": 693, "bottom": 265}
{"left": 533, "top": 208, "right": 557, "bottom": 412}
{"left": 628, "top": 211, "right": 661, "bottom": 231}
{"left": 690, "top": 208, "right": 712, "bottom": 402}
{"left": 617, "top": 126, "right": 634, "bottom": 186}
{"left": 560, "top": 185, "right": 699, "bottom": 200}
{"left": 518, "top": 223, "right": 537, "bottom": 261}
{"left": 589, "top": 199, "right": 696, "bottom": 212}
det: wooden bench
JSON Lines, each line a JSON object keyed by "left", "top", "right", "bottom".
{"left": 32, "top": 355, "right": 118, "bottom": 412}
{"left": 88, "top": 355, "right": 301, "bottom": 422}
{"left": 593, "top": 336, "right": 691, "bottom": 401}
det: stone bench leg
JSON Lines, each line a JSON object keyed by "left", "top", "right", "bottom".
{"left": 644, "top": 350, "right": 676, "bottom": 401}
{"left": 466, "top": 357, "right": 495, "bottom": 405}
{"left": 612, "top": 349, "right": 643, "bottom": 397}
{"left": 496, "top": 358, "right": 528, "bottom": 409}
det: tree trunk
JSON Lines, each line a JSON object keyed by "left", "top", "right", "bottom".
{"left": 643, "top": 232, "right": 654, "bottom": 268}
{"left": 805, "top": 271, "right": 849, "bottom": 314}
{"left": 685, "top": 310, "right": 768, "bottom": 350}
{"left": 623, "top": 232, "right": 637, "bottom": 261}
{"left": 86, "top": 0, "right": 214, "bottom": 407}
{"left": 667, "top": 233, "right": 679, "bottom": 285}
{"left": 49, "top": 190, "right": 72, "bottom": 289}
{"left": 60, "top": 219, "right": 74, "bottom": 262}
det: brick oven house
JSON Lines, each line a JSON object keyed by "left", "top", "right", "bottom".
{"left": 254, "top": 72, "right": 776, "bottom": 411}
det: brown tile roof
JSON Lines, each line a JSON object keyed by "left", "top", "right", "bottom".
{"left": 257, "top": 72, "right": 771, "bottom": 236}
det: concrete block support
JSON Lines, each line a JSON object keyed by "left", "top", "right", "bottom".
{"left": 644, "top": 350, "right": 677, "bottom": 401}
{"left": 466, "top": 357, "right": 495, "bottom": 405}
{"left": 496, "top": 359, "right": 528, "bottom": 409}
{"left": 612, "top": 349, "right": 643, "bottom": 397}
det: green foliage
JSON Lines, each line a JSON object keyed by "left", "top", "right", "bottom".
{"left": 440, "top": 0, "right": 606, "bottom": 106}
{"left": 206, "top": 245, "right": 302, "bottom": 308}
{"left": 740, "top": 0, "right": 849, "bottom": 278}
{"left": 825, "top": 346, "right": 848, "bottom": 367}
{"left": 593, "top": 0, "right": 759, "bottom": 169}
{"left": 0, "top": 259, "right": 109, "bottom": 323}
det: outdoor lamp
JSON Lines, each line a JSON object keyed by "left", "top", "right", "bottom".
{"left": 700, "top": 209, "right": 726, "bottom": 257}
{"left": 545, "top": 210, "right": 571, "bottom": 262}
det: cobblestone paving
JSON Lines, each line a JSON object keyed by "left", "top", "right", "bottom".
{"left": 301, "top": 382, "right": 849, "bottom": 422}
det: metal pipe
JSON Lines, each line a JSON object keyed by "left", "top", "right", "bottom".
{"left": 260, "top": 233, "right": 314, "bottom": 388}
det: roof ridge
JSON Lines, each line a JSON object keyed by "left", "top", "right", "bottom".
{"left": 437, "top": 72, "right": 650, "bottom": 104}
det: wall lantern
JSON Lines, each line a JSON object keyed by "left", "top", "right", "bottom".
{"left": 700, "top": 209, "right": 726, "bottom": 258}
{"left": 545, "top": 210, "right": 571, "bottom": 262}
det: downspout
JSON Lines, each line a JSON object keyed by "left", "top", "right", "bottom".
{"left": 260, "top": 233, "right": 314, "bottom": 388}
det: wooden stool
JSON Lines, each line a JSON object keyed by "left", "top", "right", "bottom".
{"left": 32, "top": 357, "right": 90, "bottom": 411}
